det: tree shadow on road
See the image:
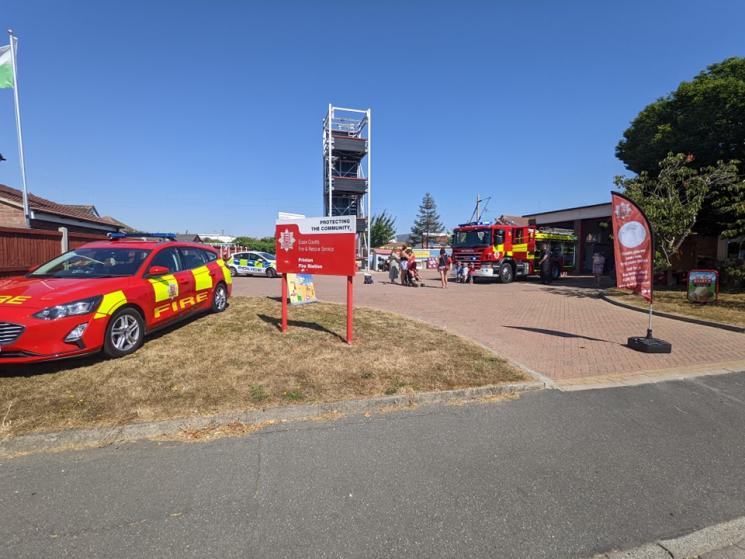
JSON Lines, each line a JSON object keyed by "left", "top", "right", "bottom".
{"left": 503, "top": 325, "right": 617, "bottom": 344}
{"left": 539, "top": 286, "right": 602, "bottom": 299}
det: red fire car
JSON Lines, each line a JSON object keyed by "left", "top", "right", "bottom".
{"left": 0, "top": 233, "right": 233, "bottom": 364}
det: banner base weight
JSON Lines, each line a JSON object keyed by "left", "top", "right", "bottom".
{"left": 627, "top": 336, "right": 672, "bottom": 353}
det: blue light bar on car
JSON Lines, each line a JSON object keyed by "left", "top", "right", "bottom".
{"left": 108, "top": 232, "right": 176, "bottom": 240}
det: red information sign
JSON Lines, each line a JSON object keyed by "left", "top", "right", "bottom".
{"left": 611, "top": 192, "right": 654, "bottom": 302}
{"left": 275, "top": 215, "right": 357, "bottom": 344}
{"left": 275, "top": 216, "right": 357, "bottom": 276}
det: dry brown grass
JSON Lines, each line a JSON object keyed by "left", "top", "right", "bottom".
{"left": 0, "top": 296, "right": 523, "bottom": 437}
{"left": 606, "top": 288, "right": 745, "bottom": 327}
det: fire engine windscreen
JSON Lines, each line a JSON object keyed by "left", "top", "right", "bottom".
{"left": 453, "top": 229, "right": 501, "bottom": 247}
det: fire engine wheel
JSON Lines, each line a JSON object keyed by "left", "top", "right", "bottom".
{"left": 212, "top": 283, "right": 228, "bottom": 312}
{"left": 499, "top": 263, "right": 514, "bottom": 284}
{"left": 229, "top": 266, "right": 238, "bottom": 277}
{"left": 103, "top": 307, "right": 145, "bottom": 358}
{"left": 266, "top": 268, "right": 278, "bottom": 279}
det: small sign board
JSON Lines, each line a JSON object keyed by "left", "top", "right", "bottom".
{"left": 287, "top": 273, "right": 316, "bottom": 305}
{"left": 275, "top": 216, "right": 357, "bottom": 276}
{"left": 687, "top": 269, "right": 719, "bottom": 304}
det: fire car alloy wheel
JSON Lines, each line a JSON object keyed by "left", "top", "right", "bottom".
{"left": 212, "top": 284, "right": 228, "bottom": 312}
{"left": 104, "top": 308, "right": 144, "bottom": 358}
{"left": 111, "top": 314, "right": 141, "bottom": 351}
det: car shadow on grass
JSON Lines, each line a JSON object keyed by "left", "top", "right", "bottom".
{"left": 0, "top": 310, "right": 216, "bottom": 378}
{"left": 257, "top": 313, "right": 347, "bottom": 343}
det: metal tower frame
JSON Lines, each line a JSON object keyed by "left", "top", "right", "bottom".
{"left": 323, "top": 104, "right": 371, "bottom": 268}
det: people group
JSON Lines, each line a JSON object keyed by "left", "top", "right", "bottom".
{"left": 388, "top": 246, "right": 462, "bottom": 288}
{"left": 388, "top": 245, "right": 426, "bottom": 287}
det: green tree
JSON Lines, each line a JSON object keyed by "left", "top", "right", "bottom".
{"left": 410, "top": 193, "right": 444, "bottom": 248}
{"left": 614, "top": 153, "right": 738, "bottom": 270}
{"left": 233, "top": 236, "right": 276, "bottom": 253}
{"left": 370, "top": 211, "right": 397, "bottom": 248}
{"left": 616, "top": 57, "right": 745, "bottom": 236}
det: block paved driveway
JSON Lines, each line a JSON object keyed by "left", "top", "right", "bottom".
{"left": 232, "top": 271, "right": 745, "bottom": 382}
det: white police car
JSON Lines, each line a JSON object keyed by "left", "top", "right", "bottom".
{"left": 227, "top": 251, "right": 279, "bottom": 278}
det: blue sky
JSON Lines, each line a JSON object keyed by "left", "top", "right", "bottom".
{"left": 1, "top": 1, "right": 743, "bottom": 237}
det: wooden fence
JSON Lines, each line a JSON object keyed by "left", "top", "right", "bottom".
{"left": 0, "top": 227, "right": 108, "bottom": 276}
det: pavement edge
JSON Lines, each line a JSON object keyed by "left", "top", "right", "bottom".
{"left": 0, "top": 380, "right": 545, "bottom": 457}
{"left": 592, "top": 515, "right": 745, "bottom": 558}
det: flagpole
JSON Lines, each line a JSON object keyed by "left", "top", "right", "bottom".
{"left": 647, "top": 301, "right": 653, "bottom": 339}
{"left": 7, "top": 29, "right": 30, "bottom": 227}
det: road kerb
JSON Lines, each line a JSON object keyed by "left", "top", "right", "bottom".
{"left": 555, "top": 363, "right": 745, "bottom": 391}
{"left": 0, "top": 380, "right": 545, "bottom": 458}
{"left": 590, "top": 515, "right": 745, "bottom": 558}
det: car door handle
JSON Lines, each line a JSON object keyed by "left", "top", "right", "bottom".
{"left": 178, "top": 279, "right": 189, "bottom": 285}
{"left": 209, "top": 271, "right": 216, "bottom": 276}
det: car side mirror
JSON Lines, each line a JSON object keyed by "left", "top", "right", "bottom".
{"left": 148, "top": 265, "right": 170, "bottom": 276}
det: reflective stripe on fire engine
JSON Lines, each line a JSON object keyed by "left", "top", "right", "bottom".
{"left": 512, "top": 243, "right": 528, "bottom": 253}
{"left": 192, "top": 265, "right": 213, "bottom": 291}
{"left": 149, "top": 275, "right": 179, "bottom": 302}
{"left": 94, "top": 290, "right": 127, "bottom": 319}
{"left": 216, "top": 259, "right": 232, "bottom": 285}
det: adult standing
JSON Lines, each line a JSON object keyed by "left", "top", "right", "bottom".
{"left": 539, "top": 243, "right": 552, "bottom": 284}
{"left": 592, "top": 250, "right": 606, "bottom": 288}
{"left": 437, "top": 248, "right": 451, "bottom": 288}
{"left": 388, "top": 250, "right": 400, "bottom": 284}
{"left": 400, "top": 246, "right": 410, "bottom": 286}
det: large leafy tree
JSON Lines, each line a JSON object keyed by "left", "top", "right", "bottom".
{"left": 614, "top": 153, "right": 738, "bottom": 270}
{"left": 370, "top": 211, "right": 396, "bottom": 248}
{"left": 410, "top": 193, "right": 444, "bottom": 248}
{"left": 616, "top": 57, "right": 745, "bottom": 236}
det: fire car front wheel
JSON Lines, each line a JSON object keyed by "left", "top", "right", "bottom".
{"left": 212, "top": 283, "right": 228, "bottom": 312}
{"left": 103, "top": 307, "right": 145, "bottom": 358}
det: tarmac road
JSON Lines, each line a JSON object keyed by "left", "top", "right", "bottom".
{"left": 2, "top": 372, "right": 745, "bottom": 558}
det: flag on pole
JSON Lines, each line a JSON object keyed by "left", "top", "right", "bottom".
{"left": 0, "top": 45, "right": 13, "bottom": 89}
{"left": 611, "top": 191, "right": 654, "bottom": 302}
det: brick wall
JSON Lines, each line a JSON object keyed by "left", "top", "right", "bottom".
{"left": 0, "top": 200, "right": 26, "bottom": 228}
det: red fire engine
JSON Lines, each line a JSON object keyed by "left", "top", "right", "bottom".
{"left": 451, "top": 221, "right": 577, "bottom": 283}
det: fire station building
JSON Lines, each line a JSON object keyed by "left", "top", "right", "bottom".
{"left": 523, "top": 201, "right": 733, "bottom": 277}
{"left": 523, "top": 202, "right": 614, "bottom": 275}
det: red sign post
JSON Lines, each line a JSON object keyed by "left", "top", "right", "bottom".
{"left": 611, "top": 191, "right": 671, "bottom": 353}
{"left": 275, "top": 216, "right": 357, "bottom": 344}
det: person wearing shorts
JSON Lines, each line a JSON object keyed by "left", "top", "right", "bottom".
{"left": 437, "top": 248, "right": 451, "bottom": 288}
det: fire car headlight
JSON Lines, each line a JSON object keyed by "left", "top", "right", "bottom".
{"left": 33, "top": 296, "right": 103, "bottom": 320}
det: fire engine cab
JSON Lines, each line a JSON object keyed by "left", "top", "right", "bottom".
{"left": 451, "top": 221, "right": 577, "bottom": 283}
